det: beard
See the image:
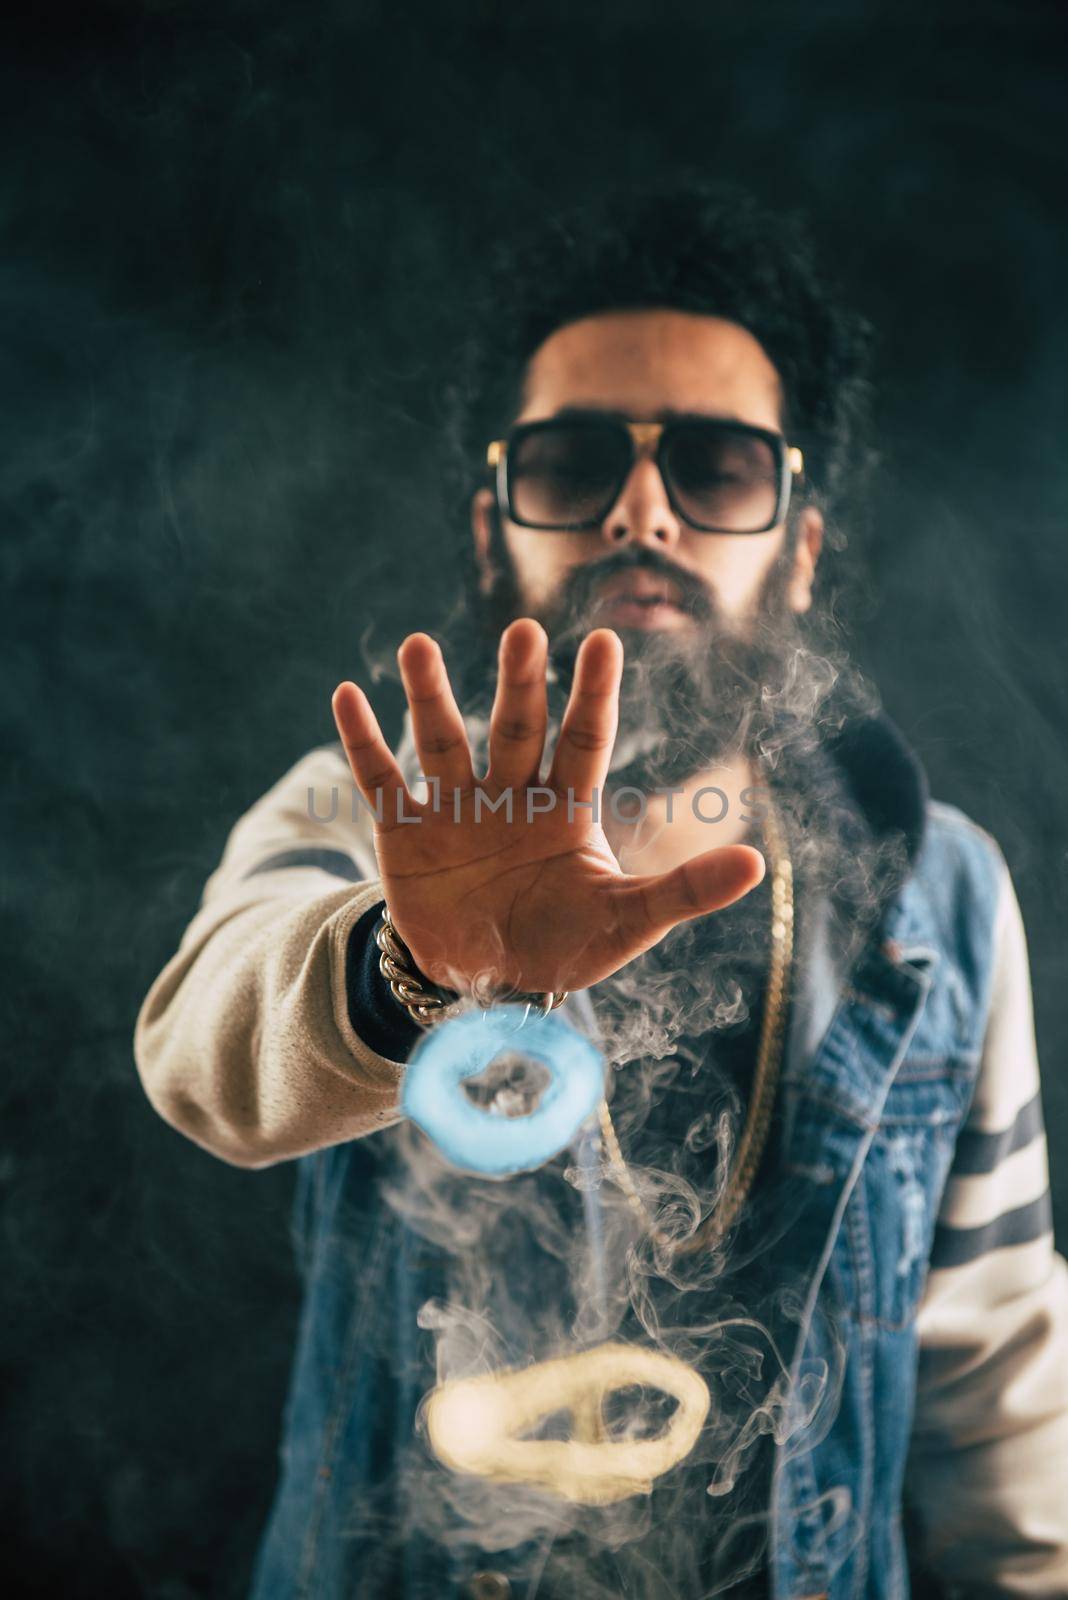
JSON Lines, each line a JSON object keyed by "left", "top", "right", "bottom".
{"left": 537, "top": 542, "right": 807, "bottom": 791}
{"left": 448, "top": 522, "right": 840, "bottom": 794}
{"left": 439, "top": 523, "right": 902, "bottom": 1059}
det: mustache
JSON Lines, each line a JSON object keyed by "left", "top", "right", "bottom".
{"left": 549, "top": 547, "right": 718, "bottom": 632}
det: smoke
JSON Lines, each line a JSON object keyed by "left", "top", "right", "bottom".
{"left": 372, "top": 1101, "right": 851, "bottom": 1593}
{"left": 362, "top": 515, "right": 898, "bottom": 1593}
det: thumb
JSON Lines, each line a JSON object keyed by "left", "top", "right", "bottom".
{"left": 628, "top": 845, "right": 767, "bottom": 941}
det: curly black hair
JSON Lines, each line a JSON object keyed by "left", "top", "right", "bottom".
{"left": 441, "top": 175, "right": 878, "bottom": 597}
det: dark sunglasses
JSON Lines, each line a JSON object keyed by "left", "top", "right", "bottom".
{"left": 487, "top": 413, "right": 805, "bottom": 535}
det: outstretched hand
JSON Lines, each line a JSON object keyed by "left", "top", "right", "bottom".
{"left": 332, "top": 618, "right": 765, "bottom": 1000}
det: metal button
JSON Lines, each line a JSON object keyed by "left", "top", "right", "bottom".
{"left": 466, "top": 1574, "right": 512, "bottom": 1600}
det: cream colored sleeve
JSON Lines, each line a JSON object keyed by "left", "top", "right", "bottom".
{"left": 906, "top": 853, "right": 1068, "bottom": 1595}
{"left": 134, "top": 743, "right": 409, "bottom": 1169}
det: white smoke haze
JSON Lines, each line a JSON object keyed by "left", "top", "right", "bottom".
{"left": 357, "top": 533, "right": 896, "bottom": 1589}
{"left": 375, "top": 1098, "right": 851, "bottom": 1591}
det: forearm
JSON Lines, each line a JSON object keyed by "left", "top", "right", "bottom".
{"left": 134, "top": 872, "right": 412, "bottom": 1167}
{"left": 134, "top": 743, "right": 419, "bottom": 1167}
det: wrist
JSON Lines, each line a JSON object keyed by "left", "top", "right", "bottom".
{"left": 344, "top": 902, "right": 423, "bottom": 1061}
{"left": 376, "top": 904, "right": 569, "bottom": 1028}
{"left": 375, "top": 908, "right": 465, "bottom": 1029}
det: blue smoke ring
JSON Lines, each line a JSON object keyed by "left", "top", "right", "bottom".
{"left": 401, "top": 1005, "right": 605, "bottom": 1176}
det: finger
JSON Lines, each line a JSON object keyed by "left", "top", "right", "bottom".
{"left": 547, "top": 629, "right": 623, "bottom": 802}
{"left": 332, "top": 681, "right": 412, "bottom": 829}
{"left": 621, "top": 844, "right": 767, "bottom": 944}
{"left": 397, "top": 633, "right": 475, "bottom": 793}
{"left": 486, "top": 618, "right": 549, "bottom": 790}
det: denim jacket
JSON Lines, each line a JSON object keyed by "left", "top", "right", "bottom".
{"left": 134, "top": 710, "right": 1068, "bottom": 1599}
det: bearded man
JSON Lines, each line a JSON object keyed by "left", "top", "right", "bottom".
{"left": 134, "top": 182, "right": 1068, "bottom": 1599}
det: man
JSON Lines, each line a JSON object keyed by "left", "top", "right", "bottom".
{"left": 134, "top": 181, "right": 1068, "bottom": 1598}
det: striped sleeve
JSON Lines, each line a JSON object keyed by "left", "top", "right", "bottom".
{"left": 906, "top": 851, "right": 1068, "bottom": 1595}
{"left": 134, "top": 743, "right": 413, "bottom": 1169}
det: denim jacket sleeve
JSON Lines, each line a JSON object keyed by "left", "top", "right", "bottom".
{"left": 906, "top": 848, "right": 1068, "bottom": 1595}
{"left": 133, "top": 743, "right": 413, "bottom": 1169}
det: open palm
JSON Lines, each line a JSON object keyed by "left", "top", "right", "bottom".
{"left": 332, "top": 619, "right": 764, "bottom": 1001}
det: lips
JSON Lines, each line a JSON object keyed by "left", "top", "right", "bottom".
{"left": 595, "top": 573, "right": 683, "bottom": 609}
{"left": 593, "top": 583, "right": 690, "bottom": 632}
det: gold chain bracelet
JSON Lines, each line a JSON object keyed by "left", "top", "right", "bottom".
{"left": 375, "top": 907, "right": 570, "bottom": 1029}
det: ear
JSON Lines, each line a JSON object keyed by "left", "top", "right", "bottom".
{"left": 471, "top": 487, "right": 499, "bottom": 596}
{"left": 786, "top": 506, "right": 824, "bottom": 614}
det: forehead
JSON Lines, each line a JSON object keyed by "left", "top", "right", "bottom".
{"left": 516, "top": 309, "right": 785, "bottom": 431}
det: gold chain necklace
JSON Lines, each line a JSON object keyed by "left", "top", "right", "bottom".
{"left": 597, "top": 791, "right": 794, "bottom": 1255}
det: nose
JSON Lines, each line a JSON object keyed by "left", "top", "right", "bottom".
{"left": 601, "top": 456, "right": 682, "bottom": 550}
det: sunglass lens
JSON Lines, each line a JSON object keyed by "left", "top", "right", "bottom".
{"left": 663, "top": 424, "right": 780, "bottom": 532}
{"left": 509, "top": 423, "right": 629, "bottom": 529}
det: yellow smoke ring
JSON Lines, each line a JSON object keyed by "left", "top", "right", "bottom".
{"left": 424, "top": 1341, "right": 710, "bottom": 1506}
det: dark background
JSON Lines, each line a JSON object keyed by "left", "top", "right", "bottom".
{"left": 3, "top": 1, "right": 1067, "bottom": 1594}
